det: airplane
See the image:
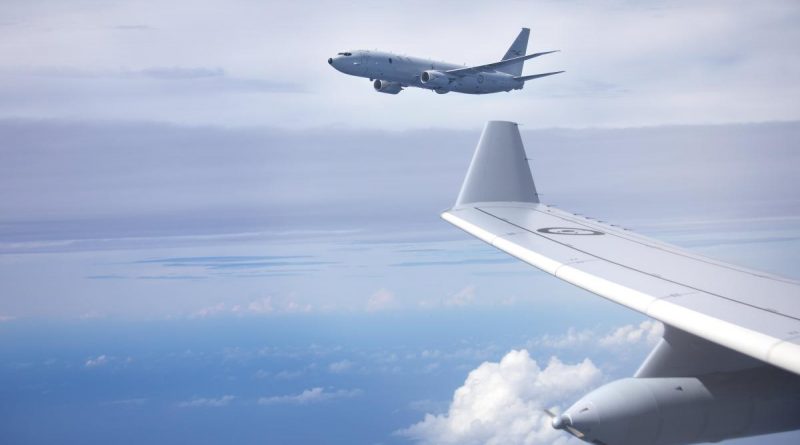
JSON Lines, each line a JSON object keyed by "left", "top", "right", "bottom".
{"left": 441, "top": 121, "right": 800, "bottom": 445}
{"left": 327, "top": 28, "right": 563, "bottom": 95}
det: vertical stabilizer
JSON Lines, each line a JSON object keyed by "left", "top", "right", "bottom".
{"left": 455, "top": 121, "right": 538, "bottom": 206}
{"left": 499, "top": 28, "right": 530, "bottom": 77}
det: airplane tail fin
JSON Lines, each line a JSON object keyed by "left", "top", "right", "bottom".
{"left": 499, "top": 28, "right": 530, "bottom": 77}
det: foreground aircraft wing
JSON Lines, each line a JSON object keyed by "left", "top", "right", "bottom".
{"left": 441, "top": 121, "right": 800, "bottom": 375}
{"left": 445, "top": 51, "right": 558, "bottom": 76}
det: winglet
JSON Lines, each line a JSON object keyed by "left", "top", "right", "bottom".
{"left": 455, "top": 121, "right": 538, "bottom": 207}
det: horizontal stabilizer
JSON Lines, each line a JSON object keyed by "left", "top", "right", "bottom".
{"left": 446, "top": 51, "right": 559, "bottom": 77}
{"left": 514, "top": 70, "right": 565, "bottom": 82}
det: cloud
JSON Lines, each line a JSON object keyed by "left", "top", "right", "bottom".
{"left": 529, "top": 321, "right": 664, "bottom": 350}
{"left": 391, "top": 258, "right": 515, "bottom": 267}
{"left": 177, "top": 395, "right": 235, "bottom": 408}
{"left": 246, "top": 297, "right": 275, "bottom": 314}
{"left": 2, "top": 1, "right": 798, "bottom": 128}
{"left": 328, "top": 359, "right": 353, "bottom": 373}
{"left": 190, "top": 303, "right": 228, "bottom": 319}
{"left": 444, "top": 285, "right": 476, "bottom": 307}
{"left": 257, "top": 387, "right": 362, "bottom": 405}
{"left": 189, "top": 296, "right": 312, "bottom": 318}
{"left": 112, "top": 24, "right": 154, "bottom": 31}
{"left": 102, "top": 398, "right": 148, "bottom": 406}
{"left": 419, "top": 285, "right": 478, "bottom": 309}
{"left": 399, "top": 350, "right": 601, "bottom": 445}
{"left": 366, "top": 289, "right": 396, "bottom": 312}
{"left": 84, "top": 355, "right": 110, "bottom": 368}
{"left": 531, "top": 327, "right": 595, "bottom": 349}
{"left": 598, "top": 320, "right": 663, "bottom": 348}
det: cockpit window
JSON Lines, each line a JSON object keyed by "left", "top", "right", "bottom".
{"left": 337, "top": 52, "right": 352, "bottom": 56}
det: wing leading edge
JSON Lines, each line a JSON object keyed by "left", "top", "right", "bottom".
{"left": 442, "top": 121, "right": 800, "bottom": 375}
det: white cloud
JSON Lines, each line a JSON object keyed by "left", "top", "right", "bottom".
{"left": 177, "top": 395, "right": 235, "bottom": 408}
{"left": 444, "top": 285, "right": 476, "bottom": 307}
{"left": 420, "top": 285, "right": 478, "bottom": 309}
{"left": 531, "top": 327, "right": 595, "bottom": 349}
{"left": 399, "top": 349, "right": 601, "bottom": 445}
{"left": 366, "top": 288, "right": 396, "bottom": 312}
{"left": 598, "top": 320, "right": 663, "bottom": 348}
{"left": 190, "top": 302, "right": 227, "bottom": 319}
{"left": 103, "top": 398, "right": 148, "bottom": 406}
{"left": 2, "top": 1, "right": 798, "bottom": 129}
{"left": 258, "top": 387, "right": 362, "bottom": 405}
{"left": 328, "top": 359, "right": 353, "bottom": 373}
{"left": 246, "top": 297, "right": 275, "bottom": 314}
{"left": 189, "top": 296, "right": 313, "bottom": 318}
{"left": 84, "top": 355, "right": 110, "bottom": 368}
{"left": 528, "top": 320, "right": 664, "bottom": 350}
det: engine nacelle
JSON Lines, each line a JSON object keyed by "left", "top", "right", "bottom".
{"left": 373, "top": 79, "right": 402, "bottom": 94}
{"left": 420, "top": 70, "right": 450, "bottom": 88}
{"left": 554, "top": 367, "right": 800, "bottom": 445}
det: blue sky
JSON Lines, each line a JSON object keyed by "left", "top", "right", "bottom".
{"left": 1, "top": 1, "right": 800, "bottom": 444}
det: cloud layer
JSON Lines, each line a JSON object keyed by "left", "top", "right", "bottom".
{"left": 0, "top": 1, "right": 798, "bottom": 128}
{"left": 258, "top": 387, "right": 362, "bottom": 405}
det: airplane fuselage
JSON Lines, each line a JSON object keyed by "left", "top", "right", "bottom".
{"left": 328, "top": 50, "right": 525, "bottom": 94}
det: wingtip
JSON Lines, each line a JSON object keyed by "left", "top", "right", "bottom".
{"left": 454, "top": 121, "right": 538, "bottom": 206}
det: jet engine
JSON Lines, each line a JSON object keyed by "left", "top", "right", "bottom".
{"left": 420, "top": 70, "right": 450, "bottom": 88}
{"left": 373, "top": 79, "right": 402, "bottom": 94}
{"left": 551, "top": 366, "right": 800, "bottom": 445}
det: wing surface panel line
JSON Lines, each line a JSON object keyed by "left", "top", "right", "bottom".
{"left": 495, "top": 204, "right": 800, "bottom": 286}
{"left": 475, "top": 207, "right": 800, "bottom": 322}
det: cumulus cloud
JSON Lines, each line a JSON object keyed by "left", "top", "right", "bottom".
{"left": 598, "top": 320, "right": 664, "bottom": 348}
{"left": 246, "top": 297, "right": 275, "bottom": 314}
{"left": 190, "top": 302, "right": 228, "bottom": 319}
{"left": 529, "top": 320, "right": 664, "bottom": 350}
{"left": 399, "top": 350, "right": 601, "bottom": 445}
{"left": 328, "top": 359, "right": 353, "bottom": 373}
{"left": 189, "top": 296, "right": 312, "bottom": 318}
{"left": 102, "top": 398, "right": 148, "bottom": 406}
{"left": 532, "top": 327, "right": 595, "bottom": 349}
{"left": 177, "top": 395, "right": 235, "bottom": 408}
{"left": 420, "top": 285, "right": 478, "bottom": 309}
{"left": 444, "top": 285, "right": 476, "bottom": 307}
{"left": 366, "top": 289, "right": 396, "bottom": 312}
{"left": 84, "top": 355, "right": 110, "bottom": 367}
{"left": 258, "top": 387, "right": 362, "bottom": 405}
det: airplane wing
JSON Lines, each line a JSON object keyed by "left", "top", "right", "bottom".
{"left": 445, "top": 51, "right": 558, "bottom": 76}
{"left": 441, "top": 121, "right": 800, "bottom": 376}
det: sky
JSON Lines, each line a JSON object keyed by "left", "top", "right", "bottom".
{"left": 1, "top": 1, "right": 799, "bottom": 444}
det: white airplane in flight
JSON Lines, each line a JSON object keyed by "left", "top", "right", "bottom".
{"left": 443, "top": 121, "right": 800, "bottom": 445}
{"left": 327, "top": 28, "right": 562, "bottom": 95}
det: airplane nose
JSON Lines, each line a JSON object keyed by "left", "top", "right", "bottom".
{"left": 328, "top": 58, "right": 333, "bottom": 65}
